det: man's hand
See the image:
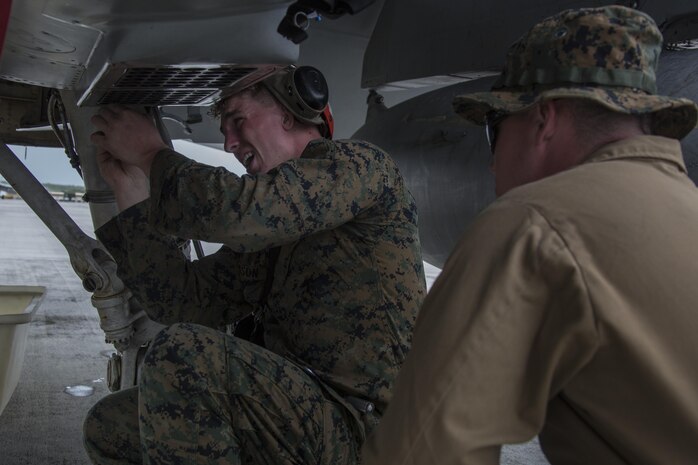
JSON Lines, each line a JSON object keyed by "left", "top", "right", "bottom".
{"left": 91, "top": 105, "right": 168, "bottom": 177}
{"left": 97, "top": 149, "right": 150, "bottom": 211}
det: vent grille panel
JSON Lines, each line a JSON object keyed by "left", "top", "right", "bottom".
{"left": 80, "top": 65, "right": 275, "bottom": 106}
{"left": 98, "top": 90, "right": 216, "bottom": 106}
{"left": 115, "top": 68, "right": 256, "bottom": 89}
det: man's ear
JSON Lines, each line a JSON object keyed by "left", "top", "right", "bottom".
{"left": 281, "top": 109, "right": 295, "bottom": 131}
{"left": 533, "top": 100, "right": 558, "bottom": 146}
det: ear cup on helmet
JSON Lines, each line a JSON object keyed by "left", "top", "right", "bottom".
{"left": 261, "top": 65, "right": 332, "bottom": 138}
{"left": 293, "top": 66, "right": 329, "bottom": 112}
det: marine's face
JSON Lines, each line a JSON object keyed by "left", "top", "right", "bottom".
{"left": 219, "top": 92, "right": 294, "bottom": 175}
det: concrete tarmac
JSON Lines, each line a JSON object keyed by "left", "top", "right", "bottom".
{"left": 0, "top": 199, "right": 549, "bottom": 464}
{"left": 0, "top": 199, "right": 110, "bottom": 464}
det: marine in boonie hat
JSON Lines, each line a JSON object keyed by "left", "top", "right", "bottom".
{"left": 453, "top": 5, "right": 698, "bottom": 140}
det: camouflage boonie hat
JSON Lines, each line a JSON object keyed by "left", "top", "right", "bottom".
{"left": 453, "top": 5, "right": 698, "bottom": 139}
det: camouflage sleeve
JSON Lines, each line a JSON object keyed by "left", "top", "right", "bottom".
{"left": 147, "top": 143, "right": 392, "bottom": 252}
{"left": 96, "top": 199, "right": 261, "bottom": 327}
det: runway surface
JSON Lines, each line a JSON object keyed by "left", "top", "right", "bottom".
{"left": 0, "top": 199, "right": 111, "bottom": 464}
{"left": 0, "top": 199, "right": 548, "bottom": 464}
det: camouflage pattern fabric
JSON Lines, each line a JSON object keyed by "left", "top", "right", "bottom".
{"left": 84, "top": 387, "right": 141, "bottom": 465}
{"left": 85, "top": 324, "right": 359, "bottom": 465}
{"left": 453, "top": 5, "right": 698, "bottom": 139}
{"left": 89, "top": 138, "right": 426, "bottom": 463}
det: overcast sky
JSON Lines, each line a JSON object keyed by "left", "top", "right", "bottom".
{"left": 5, "top": 141, "right": 245, "bottom": 186}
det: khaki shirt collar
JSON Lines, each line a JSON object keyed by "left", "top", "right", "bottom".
{"left": 583, "top": 135, "right": 686, "bottom": 174}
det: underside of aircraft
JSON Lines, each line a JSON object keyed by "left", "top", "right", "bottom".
{"left": 0, "top": 0, "right": 697, "bottom": 393}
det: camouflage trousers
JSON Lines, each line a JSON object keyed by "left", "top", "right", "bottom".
{"left": 83, "top": 323, "right": 360, "bottom": 465}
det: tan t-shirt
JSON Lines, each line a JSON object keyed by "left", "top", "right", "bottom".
{"left": 362, "top": 135, "right": 698, "bottom": 464}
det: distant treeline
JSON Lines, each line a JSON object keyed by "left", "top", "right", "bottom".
{"left": 43, "top": 183, "right": 84, "bottom": 194}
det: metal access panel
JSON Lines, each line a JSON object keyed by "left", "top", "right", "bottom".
{"left": 0, "top": 0, "right": 298, "bottom": 106}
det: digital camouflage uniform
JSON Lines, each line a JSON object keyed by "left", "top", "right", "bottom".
{"left": 84, "top": 138, "right": 426, "bottom": 464}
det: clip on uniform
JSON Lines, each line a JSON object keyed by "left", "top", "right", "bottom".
{"left": 344, "top": 396, "right": 375, "bottom": 414}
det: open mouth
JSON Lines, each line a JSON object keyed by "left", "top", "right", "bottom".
{"left": 241, "top": 151, "right": 254, "bottom": 169}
